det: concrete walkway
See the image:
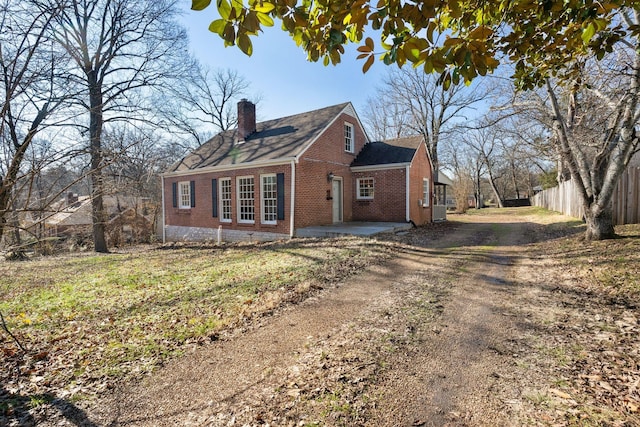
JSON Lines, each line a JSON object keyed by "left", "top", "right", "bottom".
{"left": 295, "top": 221, "right": 412, "bottom": 238}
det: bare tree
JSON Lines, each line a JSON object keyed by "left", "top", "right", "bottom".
{"left": 0, "top": 0, "right": 71, "bottom": 247}
{"left": 544, "top": 52, "right": 639, "bottom": 239}
{"left": 159, "top": 65, "right": 256, "bottom": 152}
{"left": 459, "top": 127, "right": 506, "bottom": 208}
{"left": 443, "top": 138, "right": 485, "bottom": 211}
{"left": 362, "top": 94, "right": 411, "bottom": 142}
{"left": 50, "top": 0, "right": 189, "bottom": 252}
{"left": 491, "top": 8, "right": 640, "bottom": 239}
{"left": 103, "top": 126, "right": 170, "bottom": 197}
{"left": 365, "top": 67, "right": 487, "bottom": 172}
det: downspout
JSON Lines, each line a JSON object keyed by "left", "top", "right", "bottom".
{"left": 289, "top": 159, "right": 296, "bottom": 238}
{"left": 405, "top": 165, "right": 410, "bottom": 222}
{"left": 161, "top": 176, "right": 166, "bottom": 243}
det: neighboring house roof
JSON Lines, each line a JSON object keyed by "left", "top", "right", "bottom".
{"left": 45, "top": 195, "right": 151, "bottom": 227}
{"left": 168, "top": 102, "right": 353, "bottom": 173}
{"left": 351, "top": 135, "right": 424, "bottom": 167}
{"left": 46, "top": 196, "right": 92, "bottom": 227}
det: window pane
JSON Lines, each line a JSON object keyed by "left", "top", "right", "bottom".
{"left": 423, "top": 179, "right": 430, "bottom": 207}
{"left": 344, "top": 123, "right": 353, "bottom": 152}
{"left": 220, "top": 178, "right": 232, "bottom": 221}
{"left": 238, "top": 177, "right": 255, "bottom": 222}
{"left": 358, "top": 178, "right": 374, "bottom": 199}
{"left": 179, "top": 182, "right": 190, "bottom": 209}
{"left": 262, "top": 175, "right": 277, "bottom": 223}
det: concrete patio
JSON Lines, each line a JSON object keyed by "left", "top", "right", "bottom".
{"left": 295, "top": 222, "right": 412, "bottom": 238}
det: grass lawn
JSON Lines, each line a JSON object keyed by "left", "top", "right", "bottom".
{"left": 0, "top": 237, "right": 395, "bottom": 404}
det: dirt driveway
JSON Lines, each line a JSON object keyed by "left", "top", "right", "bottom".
{"left": 64, "top": 211, "right": 577, "bottom": 427}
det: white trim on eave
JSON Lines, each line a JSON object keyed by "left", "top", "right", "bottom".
{"left": 161, "top": 158, "right": 296, "bottom": 178}
{"left": 350, "top": 162, "right": 410, "bottom": 172}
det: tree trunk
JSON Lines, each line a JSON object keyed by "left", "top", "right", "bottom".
{"left": 0, "top": 101, "right": 48, "bottom": 245}
{"left": 584, "top": 207, "right": 616, "bottom": 241}
{"left": 88, "top": 71, "right": 108, "bottom": 253}
{"left": 484, "top": 155, "right": 504, "bottom": 208}
{"left": 545, "top": 79, "right": 633, "bottom": 241}
{"left": 475, "top": 171, "right": 482, "bottom": 209}
{"left": 510, "top": 159, "right": 520, "bottom": 199}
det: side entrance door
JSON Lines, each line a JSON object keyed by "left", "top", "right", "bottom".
{"left": 332, "top": 178, "right": 343, "bottom": 223}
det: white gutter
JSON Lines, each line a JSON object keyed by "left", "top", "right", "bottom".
{"left": 161, "top": 176, "right": 166, "bottom": 243}
{"left": 405, "top": 165, "right": 410, "bottom": 222}
{"left": 350, "top": 162, "right": 410, "bottom": 172}
{"left": 162, "top": 157, "right": 296, "bottom": 178}
{"left": 289, "top": 159, "right": 296, "bottom": 238}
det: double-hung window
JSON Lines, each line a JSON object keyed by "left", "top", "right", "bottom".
{"left": 178, "top": 181, "right": 191, "bottom": 209}
{"left": 344, "top": 123, "right": 354, "bottom": 153}
{"left": 237, "top": 176, "right": 255, "bottom": 223}
{"left": 220, "top": 178, "right": 232, "bottom": 222}
{"left": 261, "top": 174, "right": 277, "bottom": 224}
{"left": 357, "top": 178, "right": 374, "bottom": 200}
{"left": 422, "top": 178, "right": 430, "bottom": 207}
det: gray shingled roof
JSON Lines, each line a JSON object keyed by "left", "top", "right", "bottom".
{"left": 168, "top": 103, "right": 351, "bottom": 172}
{"left": 351, "top": 135, "right": 424, "bottom": 167}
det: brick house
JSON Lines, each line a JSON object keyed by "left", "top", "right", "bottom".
{"left": 161, "top": 100, "right": 434, "bottom": 242}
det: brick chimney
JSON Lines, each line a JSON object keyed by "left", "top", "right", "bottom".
{"left": 66, "top": 192, "right": 79, "bottom": 208}
{"left": 237, "top": 99, "right": 256, "bottom": 143}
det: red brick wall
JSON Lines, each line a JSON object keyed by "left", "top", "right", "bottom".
{"left": 352, "top": 169, "right": 407, "bottom": 222}
{"left": 408, "top": 143, "right": 433, "bottom": 225}
{"left": 164, "top": 109, "right": 378, "bottom": 235}
{"left": 164, "top": 164, "right": 292, "bottom": 236}
{"left": 294, "top": 112, "right": 367, "bottom": 228}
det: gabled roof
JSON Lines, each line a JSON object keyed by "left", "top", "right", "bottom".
{"left": 351, "top": 135, "right": 424, "bottom": 167}
{"left": 168, "top": 102, "right": 352, "bottom": 173}
{"left": 44, "top": 196, "right": 151, "bottom": 227}
{"left": 46, "top": 196, "right": 92, "bottom": 226}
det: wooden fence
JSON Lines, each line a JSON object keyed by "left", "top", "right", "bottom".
{"left": 531, "top": 167, "right": 640, "bottom": 225}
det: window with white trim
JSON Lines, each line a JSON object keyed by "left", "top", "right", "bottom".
{"left": 357, "top": 178, "right": 374, "bottom": 200}
{"left": 178, "top": 181, "right": 191, "bottom": 209}
{"left": 261, "top": 174, "right": 277, "bottom": 224}
{"left": 422, "top": 178, "right": 430, "bottom": 207}
{"left": 220, "top": 178, "right": 232, "bottom": 222}
{"left": 344, "top": 122, "right": 354, "bottom": 153}
{"left": 237, "top": 176, "right": 255, "bottom": 223}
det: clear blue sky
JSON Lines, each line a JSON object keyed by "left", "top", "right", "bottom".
{"left": 179, "top": 4, "right": 387, "bottom": 122}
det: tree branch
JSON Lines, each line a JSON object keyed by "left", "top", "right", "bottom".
{"left": 0, "top": 310, "right": 26, "bottom": 353}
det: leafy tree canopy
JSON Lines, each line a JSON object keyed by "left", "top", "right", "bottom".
{"left": 192, "top": 0, "right": 638, "bottom": 89}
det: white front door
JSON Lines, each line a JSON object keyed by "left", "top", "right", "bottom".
{"left": 332, "top": 178, "right": 343, "bottom": 223}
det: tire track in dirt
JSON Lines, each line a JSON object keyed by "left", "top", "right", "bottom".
{"left": 369, "top": 218, "right": 533, "bottom": 426}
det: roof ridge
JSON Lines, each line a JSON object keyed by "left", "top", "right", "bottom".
{"left": 252, "top": 102, "right": 351, "bottom": 127}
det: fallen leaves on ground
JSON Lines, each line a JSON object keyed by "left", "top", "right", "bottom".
{"left": 510, "top": 223, "right": 640, "bottom": 425}
{"left": 0, "top": 237, "right": 396, "bottom": 425}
